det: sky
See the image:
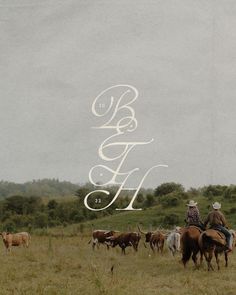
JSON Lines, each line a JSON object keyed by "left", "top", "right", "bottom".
{"left": 0, "top": 0, "right": 236, "bottom": 188}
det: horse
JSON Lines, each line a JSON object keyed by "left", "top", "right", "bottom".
{"left": 180, "top": 225, "right": 203, "bottom": 267}
{"left": 198, "top": 229, "right": 235, "bottom": 271}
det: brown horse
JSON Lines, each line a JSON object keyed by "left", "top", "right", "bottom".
{"left": 180, "top": 226, "right": 203, "bottom": 267}
{"left": 198, "top": 229, "right": 235, "bottom": 271}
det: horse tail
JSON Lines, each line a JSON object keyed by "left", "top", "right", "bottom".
{"left": 202, "top": 232, "right": 210, "bottom": 244}
{"left": 201, "top": 232, "right": 217, "bottom": 248}
{"left": 181, "top": 231, "right": 193, "bottom": 266}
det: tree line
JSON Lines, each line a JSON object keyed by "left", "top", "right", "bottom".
{"left": 0, "top": 181, "right": 236, "bottom": 232}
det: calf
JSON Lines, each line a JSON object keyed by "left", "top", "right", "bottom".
{"left": 148, "top": 232, "right": 165, "bottom": 253}
{"left": 138, "top": 226, "right": 165, "bottom": 253}
{"left": 0, "top": 232, "right": 31, "bottom": 253}
{"left": 106, "top": 232, "right": 141, "bottom": 254}
{"left": 166, "top": 230, "right": 181, "bottom": 256}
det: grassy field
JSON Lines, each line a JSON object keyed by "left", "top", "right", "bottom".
{"left": 0, "top": 232, "right": 236, "bottom": 295}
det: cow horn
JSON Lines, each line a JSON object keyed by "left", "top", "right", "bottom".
{"left": 137, "top": 225, "right": 146, "bottom": 235}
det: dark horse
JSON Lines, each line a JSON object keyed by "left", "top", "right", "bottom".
{"left": 198, "top": 229, "right": 235, "bottom": 271}
{"left": 180, "top": 226, "right": 203, "bottom": 267}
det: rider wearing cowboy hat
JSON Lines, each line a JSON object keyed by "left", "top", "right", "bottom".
{"left": 204, "top": 202, "right": 232, "bottom": 252}
{"left": 185, "top": 200, "right": 203, "bottom": 228}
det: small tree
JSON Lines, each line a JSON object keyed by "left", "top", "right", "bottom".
{"left": 154, "top": 183, "right": 184, "bottom": 197}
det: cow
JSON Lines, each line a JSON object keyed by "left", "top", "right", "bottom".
{"left": 166, "top": 227, "right": 181, "bottom": 256}
{"left": 106, "top": 232, "right": 141, "bottom": 254}
{"left": 88, "top": 230, "right": 116, "bottom": 250}
{"left": 0, "top": 232, "right": 31, "bottom": 253}
{"left": 138, "top": 226, "right": 165, "bottom": 253}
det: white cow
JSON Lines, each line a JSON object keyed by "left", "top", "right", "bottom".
{"left": 166, "top": 227, "right": 181, "bottom": 256}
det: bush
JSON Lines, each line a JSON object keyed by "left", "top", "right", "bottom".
{"left": 223, "top": 186, "right": 236, "bottom": 201}
{"left": 230, "top": 207, "right": 236, "bottom": 214}
{"left": 144, "top": 194, "right": 155, "bottom": 208}
{"left": 2, "top": 219, "right": 16, "bottom": 232}
{"left": 203, "top": 185, "right": 227, "bottom": 198}
{"left": 154, "top": 183, "right": 184, "bottom": 197}
{"left": 34, "top": 213, "right": 48, "bottom": 228}
{"left": 159, "top": 193, "right": 181, "bottom": 208}
{"left": 163, "top": 214, "right": 180, "bottom": 226}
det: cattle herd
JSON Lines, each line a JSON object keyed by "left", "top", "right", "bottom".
{"left": 88, "top": 225, "right": 236, "bottom": 271}
{"left": 1, "top": 225, "right": 235, "bottom": 271}
{"left": 88, "top": 227, "right": 181, "bottom": 256}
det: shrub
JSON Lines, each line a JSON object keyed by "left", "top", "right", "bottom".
{"left": 223, "top": 186, "right": 236, "bottom": 201}
{"left": 159, "top": 193, "right": 181, "bottom": 208}
{"left": 34, "top": 213, "right": 48, "bottom": 228}
{"left": 154, "top": 183, "right": 184, "bottom": 197}
{"left": 203, "top": 185, "right": 227, "bottom": 198}
{"left": 163, "top": 214, "right": 180, "bottom": 226}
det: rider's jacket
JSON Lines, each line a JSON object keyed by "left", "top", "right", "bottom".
{"left": 204, "top": 210, "right": 227, "bottom": 227}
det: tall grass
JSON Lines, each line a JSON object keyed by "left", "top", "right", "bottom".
{"left": 0, "top": 234, "right": 235, "bottom": 294}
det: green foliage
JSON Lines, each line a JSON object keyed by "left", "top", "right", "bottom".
{"left": 162, "top": 213, "right": 180, "bottom": 226}
{"left": 47, "top": 199, "right": 58, "bottom": 210}
{"left": 202, "top": 185, "right": 227, "bottom": 198}
{"left": 159, "top": 193, "right": 181, "bottom": 208}
{"left": 143, "top": 194, "right": 156, "bottom": 208}
{"left": 154, "top": 182, "right": 184, "bottom": 197}
{"left": 0, "top": 179, "right": 80, "bottom": 199}
{"left": 34, "top": 213, "right": 48, "bottom": 228}
{"left": 1, "top": 181, "right": 236, "bottom": 232}
{"left": 223, "top": 185, "right": 236, "bottom": 202}
{"left": 187, "top": 187, "right": 200, "bottom": 197}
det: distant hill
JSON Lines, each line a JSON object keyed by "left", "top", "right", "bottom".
{"left": 0, "top": 179, "right": 80, "bottom": 199}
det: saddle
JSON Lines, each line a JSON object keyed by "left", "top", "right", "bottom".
{"left": 204, "top": 229, "right": 226, "bottom": 246}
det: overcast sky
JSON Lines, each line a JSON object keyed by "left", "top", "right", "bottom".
{"left": 0, "top": 0, "right": 236, "bottom": 188}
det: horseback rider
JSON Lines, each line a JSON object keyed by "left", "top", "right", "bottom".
{"left": 185, "top": 200, "right": 204, "bottom": 229}
{"left": 204, "top": 202, "right": 232, "bottom": 252}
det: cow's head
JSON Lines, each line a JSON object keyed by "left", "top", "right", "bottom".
{"left": 145, "top": 232, "right": 153, "bottom": 243}
{"left": 0, "top": 232, "right": 9, "bottom": 241}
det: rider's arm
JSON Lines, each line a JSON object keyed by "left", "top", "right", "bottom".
{"left": 220, "top": 213, "right": 227, "bottom": 227}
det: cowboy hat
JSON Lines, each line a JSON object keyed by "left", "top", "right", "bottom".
{"left": 212, "top": 202, "right": 221, "bottom": 210}
{"left": 186, "top": 200, "right": 197, "bottom": 207}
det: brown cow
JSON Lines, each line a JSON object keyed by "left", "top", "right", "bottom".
{"left": 138, "top": 226, "right": 165, "bottom": 253}
{"left": 0, "top": 232, "right": 31, "bottom": 253}
{"left": 106, "top": 232, "right": 141, "bottom": 254}
{"left": 88, "top": 230, "right": 116, "bottom": 250}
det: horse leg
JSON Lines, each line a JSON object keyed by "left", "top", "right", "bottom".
{"left": 208, "top": 250, "right": 214, "bottom": 271}
{"left": 192, "top": 248, "right": 199, "bottom": 268}
{"left": 199, "top": 250, "right": 203, "bottom": 267}
{"left": 204, "top": 251, "right": 213, "bottom": 271}
{"left": 224, "top": 252, "right": 228, "bottom": 267}
{"left": 215, "top": 251, "right": 220, "bottom": 270}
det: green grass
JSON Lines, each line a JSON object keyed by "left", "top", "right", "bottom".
{"left": 0, "top": 234, "right": 236, "bottom": 295}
